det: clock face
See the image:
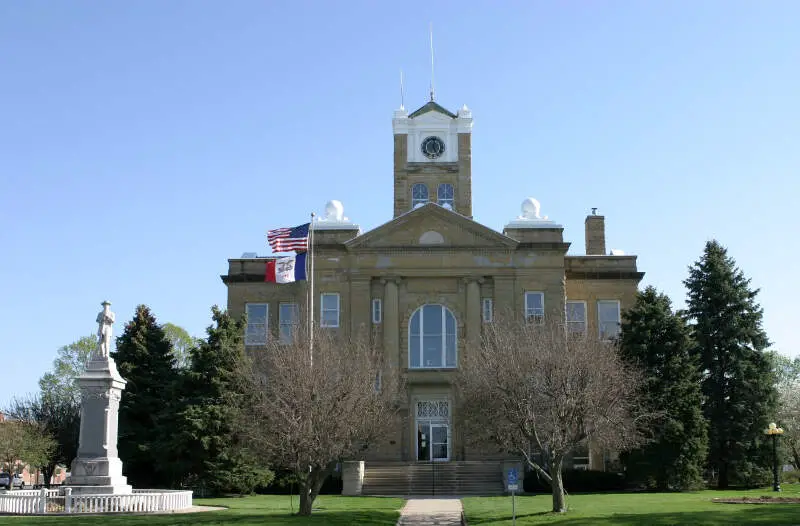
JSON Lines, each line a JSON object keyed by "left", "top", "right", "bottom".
{"left": 421, "top": 136, "right": 445, "bottom": 159}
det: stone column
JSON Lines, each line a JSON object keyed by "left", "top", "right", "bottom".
{"left": 465, "top": 278, "right": 482, "bottom": 351}
{"left": 66, "top": 302, "right": 132, "bottom": 495}
{"left": 382, "top": 278, "right": 400, "bottom": 370}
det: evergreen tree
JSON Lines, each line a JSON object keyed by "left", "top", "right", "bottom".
{"left": 620, "top": 286, "right": 708, "bottom": 490}
{"left": 112, "top": 305, "right": 178, "bottom": 488}
{"left": 684, "top": 240, "right": 777, "bottom": 488}
{"left": 173, "top": 306, "right": 272, "bottom": 495}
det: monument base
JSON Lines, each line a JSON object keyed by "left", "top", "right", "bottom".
{"left": 66, "top": 457, "right": 132, "bottom": 495}
{"left": 65, "top": 484, "right": 133, "bottom": 496}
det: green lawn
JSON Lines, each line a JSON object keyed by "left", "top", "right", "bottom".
{"left": 0, "top": 495, "right": 404, "bottom": 526}
{"left": 462, "top": 484, "right": 800, "bottom": 525}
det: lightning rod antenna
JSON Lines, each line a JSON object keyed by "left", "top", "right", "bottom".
{"left": 400, "top": 70, "right": 405, "bottom": 109}
{"left": 429, "top": 23, "right": 436, "bottom": 102}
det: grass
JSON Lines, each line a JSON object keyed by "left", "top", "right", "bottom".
{"left": 462, "top": 484, "right": 800, "bottom": 525}
{"left": 0, "top": 494, "right": 404, "bottom": 525}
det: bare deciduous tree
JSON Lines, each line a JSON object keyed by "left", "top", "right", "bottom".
{"left": 457, "top": 318, "right": 645, "bottom": 513}
{"left": 233, "top": 327, "right": 400, "bottom": 516}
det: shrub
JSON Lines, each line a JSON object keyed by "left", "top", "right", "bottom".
{"left": 523, "top": 469, "right": 625, "bottom": 493}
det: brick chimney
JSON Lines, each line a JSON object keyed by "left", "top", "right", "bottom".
{"left": 585, "top": 208, "right": 606, "bottom": 255}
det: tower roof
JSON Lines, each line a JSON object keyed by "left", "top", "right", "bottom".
{"left": 408, "top": 101, "right": 457, "bottom": 119}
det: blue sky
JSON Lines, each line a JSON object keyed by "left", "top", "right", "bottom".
{"left": 1, "top": 1, "right": 797, "bottom": 405}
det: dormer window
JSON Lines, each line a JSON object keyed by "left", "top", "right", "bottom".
{"left": 437, "top": 183, "right": 454, "bottom": 209}
{"left": 412, "top": 184, "right": 429, "bottom": 208}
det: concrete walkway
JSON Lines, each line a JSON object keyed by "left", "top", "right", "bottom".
{"left": 397, "top": 498, "right": 463, "bottom": 525}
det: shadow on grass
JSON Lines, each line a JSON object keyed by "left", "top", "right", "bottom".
{"left": 467, "top": 506, "right": 800, "bottom": 525}
{"left": 0, "top": 509, "right": 400, "bottom": 526}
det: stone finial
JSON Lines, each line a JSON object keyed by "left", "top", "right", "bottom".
{"left": 324, "top": 200, "right": 345, "bottom": 221}
{"left": 520, "top": 197, "right": 542, "bottom": 220}
{"left": 315, "top": 200, "right": 359, "bottom": 232}
{"left": 504, "top": 197, "right": 561, "bottom": 230}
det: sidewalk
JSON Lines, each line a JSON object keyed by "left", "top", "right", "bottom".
{"left": 397, "top": 498, "right": 463, "bottom": 525}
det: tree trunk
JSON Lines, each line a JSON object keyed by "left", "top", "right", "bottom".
{"left": 42, "top": 463, "right": 55, "bottom": 488}
{"left": 297, "top": 464, "right": 335, "bottom": 516}
{"left": 550, "top": 455, "right": 566, "bottom": 513}
{"left": 718, "top": 460, "right": 729, "bottom": 490}
{"left": 299, "top": 486, "right": 314, "bottom": 516}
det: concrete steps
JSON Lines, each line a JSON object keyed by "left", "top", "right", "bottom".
{"left": 362, "top": 461, "right": 504, "bottom": 496}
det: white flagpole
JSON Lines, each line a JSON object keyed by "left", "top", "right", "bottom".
{"left": 308, "top": 213, "right": 315, "bottom": 367}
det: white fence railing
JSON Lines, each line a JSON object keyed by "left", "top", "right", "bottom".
{"left": 0, "top": 488, "right": 193, "bottom": 515}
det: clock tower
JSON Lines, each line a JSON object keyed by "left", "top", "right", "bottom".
{"left": 391, "top": 101, "right": 474, "bottom": 218}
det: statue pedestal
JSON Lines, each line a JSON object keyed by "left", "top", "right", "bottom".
{"left": 65, "top": 356, "right": 132, "bottom": 495}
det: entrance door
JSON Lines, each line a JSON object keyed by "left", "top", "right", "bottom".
{"left": 431, "top": 423, "right": 449, "bottom": 462}
{"left": 416, "top": 421, "right": 449, "bottom": 461}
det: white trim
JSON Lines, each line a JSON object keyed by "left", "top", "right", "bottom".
{"left": 408, "top": 304, "right": 457, "bottom": 369}
{"left": 597, "top": 300, "right": 621, "bottom": 340}
{"left": 524, "top": 291, "right": 545, "bottom": 324}
{"left": 372, "top": 298, "right": 382, "bottom": 324}
{"left": 566, "top": 300, "right": 587, "bottom": 334}
{"left": 320, "top": 293, "right": 340, "bottom": 328}
{"left": 482, "top": 298, "right": 493, "bottom": 323}
{"left": 245, "top": 303, "right": 269, "bottom": 345}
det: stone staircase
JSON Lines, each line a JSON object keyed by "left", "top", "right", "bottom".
{"left": 362, "top": 461, "right": 504, "bottom": 496}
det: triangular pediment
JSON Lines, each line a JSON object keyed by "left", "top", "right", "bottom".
{"left": 408, "top": 101, "right": 457, "bottom": 119}
{"left": 346, "top": 204, "right": 518, "bottom": 250}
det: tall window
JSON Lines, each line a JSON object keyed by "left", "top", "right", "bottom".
{"left": 279, "top": 303, "right": 299, "bottom": 344}
{"left": 320, "top": 293, "right": 340, "bottom": 328}
{"left": 437, "top": 183, "right": 454, "bottom": 209}
{"left": 566, "top": 301, "right": 587, "bottom": 335}
{"left": 597, "top": 300, "right": 621, "bottom": 340}
{"left": 411, "top": 183, "right": 429, "bottom": 208}
{"left": 245, "top": 303, "right": 268, "bottom": 345}
{"left": 409, "top": 305, "right": 457, "bottom": 369}
{"left": 372, "top": 299, "right": 382, "bottom": 324}
{"left": 482, "top": 298, "right": 493, "bottom": 323}
{"left": 524, "top": 292, "right": 545, "bottom": 324}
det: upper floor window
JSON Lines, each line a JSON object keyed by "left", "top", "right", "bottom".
{"left": 372, "top": 299, "right": 382, "bottom": 324}
{"left": 279, "top": 303, "right": 299, "bottom": 344}
{"left": 598, "top": 300, "right": 621, "bottom": 340}
{"left": 525, "top": 292, "right": 545, "bottom": 324}
{"left": 437, "top": 183, "right": 454, "bottom": 209}
{"left": 320, "top": 293, "right": 340, "bottom": 328}
{"left": 411, "top": 183, "right": 429, "bottom": 209}
{"left": 482, "top": 298, "right": 493, "bottom": 323}
{"left": 566, "top": 301, "right": 587, "bottom": 335}
{"left": 409, "top": 304, "right": 457, "bottom": 369}
{"left": 245, "top": 303, "right": 268, "bottom": 345}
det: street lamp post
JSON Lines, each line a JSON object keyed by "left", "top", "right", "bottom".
{"left": 763, "top": 422, "right": 784, "bottom": 492}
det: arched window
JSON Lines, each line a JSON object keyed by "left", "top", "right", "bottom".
{"left": 411, "top": 183, "right": 429, "bottom": 208}
{"left": 437, "top": 183, "right": 454, "bottom": 209}
{"left": 409, "top": 305, "right": 457, "bottom": 369}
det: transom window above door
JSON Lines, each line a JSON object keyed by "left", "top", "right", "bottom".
{"left": 409, "top": 304, "right": 457, "bottom": 369}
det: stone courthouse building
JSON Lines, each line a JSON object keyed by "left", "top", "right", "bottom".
{"left": 221, "top": 98, "right": 644, "bottom": 493}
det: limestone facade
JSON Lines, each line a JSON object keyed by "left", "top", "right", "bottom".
{"left": 221, "top": 100, "right": 644, "bottom": 469}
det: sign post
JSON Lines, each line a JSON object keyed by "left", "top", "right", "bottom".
{"left": 507, "top": 467, "right": 519, "bottom": 526}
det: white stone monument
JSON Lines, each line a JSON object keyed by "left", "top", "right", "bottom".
{"left": 65, "top": 301, "right": 132, "bottom": 495}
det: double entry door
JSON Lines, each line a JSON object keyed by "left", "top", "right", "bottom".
{"left": 416, "top": 420, "right": 449, "bottom": 462}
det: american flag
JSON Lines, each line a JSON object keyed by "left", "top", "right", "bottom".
{"left": 267, "top": 222, "right": 310, "bottom": 253}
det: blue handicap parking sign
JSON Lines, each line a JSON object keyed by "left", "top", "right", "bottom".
{"left": 507, "top": 468, "right": 518, "bottom": 485}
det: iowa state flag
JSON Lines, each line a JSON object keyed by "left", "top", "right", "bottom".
{"left": 265, "top": 253, "right": 307, "bottom": 283}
